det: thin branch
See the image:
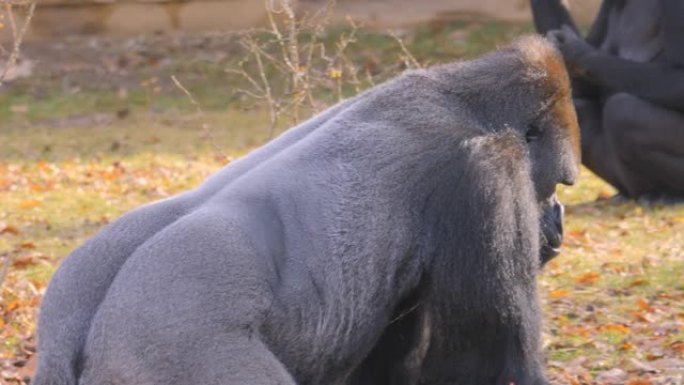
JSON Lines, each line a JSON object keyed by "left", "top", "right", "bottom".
{"left": 388, "top": 30, "right": 421, "bottom": 70}
{"left": 0, "top": 1, "right": 36, "bottom": 86}
{"left": 170, "top": 75, "right": 225, "bottom": 157}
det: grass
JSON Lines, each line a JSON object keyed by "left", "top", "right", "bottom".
{"left": 1, "top": 19, "right": 683, "bottom": 385}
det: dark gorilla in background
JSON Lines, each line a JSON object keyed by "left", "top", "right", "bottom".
{"left": 531, "top": 0, "right": 684, "bottom": 200}
{"left": 34, "top": 36, "right": 578, "bottom": 385}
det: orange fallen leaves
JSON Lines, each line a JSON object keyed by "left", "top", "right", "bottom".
{"left": 17, "top": 199, "right": 41, "bottom": 209}
{"left": 562, "top": 367, "right": 593, "bottom": 385}
{"left": 629, "top": 279, "right": 650, "bottom": 288}
{"left": 596, "top": 190, "right": 613, "bottom": 201}
{"left": 627, "top": 379, "right": 654, "bottom": 385}
{"left": 620, "top": 341, "right": 636, "bottom": 351}
{"left": 598, "top": 323, "right": 631, "bottom": 335}
{"left": 575, "top": 272, "right": 600, "bottom": 285}
{"left": 631, "top": 310, "right": 652, "bottom": 323}
{"left": 565, "top": 229, "right": 591, "bottom": 246}
{"left": 601, "top": 262, "right": 627, "bottom": 273}
{"left": 670, "top": 341, "right": 684, "bottom": 354}
{"left": 11, "top": 255, "right": 41, "bottom": 269}
{"left": 5, "top": 300, "right": 22, "bottom": 313}
{"left": 636, "top": 298, "right": 655, "bottom": 313}
{"left": 563, "top": 325, "right": 592, "bottom": 337}
{"left": 0, "top": 223, "right": 20, "bottom": 235}
{"left": 18, "top": 242, "right": 35, "bottom": 250}
{"left": 36, "top": 160, "right": 51, "bottom": 172}
{"left": 549, "top": 289, "right": 571, "bottom": 299}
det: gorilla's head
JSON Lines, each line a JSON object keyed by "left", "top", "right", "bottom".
{"left": 516, "top": 37, "right": 580, "bottom": 265}
{"left": 433, "top": 36, "right": 581, "bottom": 265}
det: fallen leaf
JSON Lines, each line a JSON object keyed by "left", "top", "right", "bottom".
{"left": 5, "top": 300, "right": 21, "bottom": 312}
{"left": 626, "top": 379, "right": 653, "bottom": 385}
{"left": 575, "top": 272, "right": 600, "bottom": 285}
{"left": 620, "top": 342, "right": 636, "bottom": 351}
{"left": 0, "top": 223, "right": 20, "bottom": 235}
{"left": 670, "top": 341, "right": 684, "bottom": 353}
{"left": 596, "top": 190, "right": 613, "bottom": 200}
{"left": 18, "top": 242, "right": 35, "bottom": 250}
{"left": 11, "top": 256, "right": 40, "bottom": 269}
{"left": 598, "top": 323, "right": 630, "bottom": 335}
{"left": 629, "top": 279, "right": 649, "bottom": 288}
{"left": 18, "top": 199, "right": 41, "bottom": 209}
{"left": 636, "top": 298, "right": 655, "bottom": 313}
{"left": 549, "top": 289, "right": 571, "bottom": 299}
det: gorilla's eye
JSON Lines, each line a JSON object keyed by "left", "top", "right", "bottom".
{"left": 526, "top": 124, "right": 542, "bottom": 143}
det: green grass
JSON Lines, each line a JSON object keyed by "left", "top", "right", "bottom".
{"left": 0, "top": 20, "right": 533, "bottom": 125}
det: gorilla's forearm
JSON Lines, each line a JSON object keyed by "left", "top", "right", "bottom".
{"left": 661, "top": 0, "right": 684, "bottom": 66}
{"left": 531, "top": 0, "right": 612, "bottom": 47}
{"left": 577, "top": 52, "right": 684, "bottom": 110}
{"left": 530, "top": 0, "right": 578, "bottom": 35}
{"left": 584, "top": 0, "right": 613, "bottom": 46}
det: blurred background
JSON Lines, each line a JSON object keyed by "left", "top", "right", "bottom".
{"left": 0, "top": 1, "right": 682, "bottom": 385}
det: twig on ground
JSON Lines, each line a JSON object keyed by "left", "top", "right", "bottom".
{"left": 0, "top": 252, "right": 11, "bottom": 289}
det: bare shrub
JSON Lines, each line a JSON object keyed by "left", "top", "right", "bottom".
{"left": 0, "top": 0, "right": 34, "bottom": 289}
{"left": 0, "top": 0, "right": 35, "bottom": 87}
{"left": 227, "top": 0, "right": 420, "bottom": 137}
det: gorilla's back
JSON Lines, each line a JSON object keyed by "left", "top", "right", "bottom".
{"left": 33, "top": 95, "right": 367, "bottom": 385}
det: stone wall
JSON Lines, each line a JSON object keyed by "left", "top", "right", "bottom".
{"left": 6, "top": 0, "right": 601, "bottom": 41}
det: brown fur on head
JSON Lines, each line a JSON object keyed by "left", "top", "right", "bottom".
{"left": 515, "top": 35, "right": 581, "bottom": 165}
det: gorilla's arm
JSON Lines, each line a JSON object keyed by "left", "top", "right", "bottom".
{"left": 33, "top": 97, "right": 358, "bottom": 385}
{"left": 418, "top": 134, "right": 547, "bottom": 385}
{"left": 548, "top": 0, "right": 684, "bottom": 111}
{"left": 530, "top": 0, "right": 579, "bottom": 35}
{"left": 662, "top": 0, "right": 684, "bottom": 66}
{"left": 573, "top": 53, "right": 684, "bottom": 110}
{"left": 584, "top": 0, "right": 613, "bottom": 46}
{"left": 531, "top": 0, "right": 612, "bottom": 99}
{"left": 530, "top": 0, "right": 612, "bottom": 46}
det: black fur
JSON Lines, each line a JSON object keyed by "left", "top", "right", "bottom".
{"left": 532, "top": 0, "right": 684, "bottom": 199}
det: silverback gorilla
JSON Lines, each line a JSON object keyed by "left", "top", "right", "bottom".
{"left": 34, "top": 36, "right": 579, "bottom": 385}
{"left": 531, "top": 0, "right": 684, "bottom": 200}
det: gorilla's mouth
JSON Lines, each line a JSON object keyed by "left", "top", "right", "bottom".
{"left": 541, "top": 243, "right": 561, "bottom": 259}
{"left": 540, "top": 235, "right": 562, "bottom": 265}
{"left": 540, "top": 200, "right": 564, "bottom": 265}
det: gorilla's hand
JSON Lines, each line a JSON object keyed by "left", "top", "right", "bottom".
{"left": 547, "top": 25, "right": 594, "bottom": 76}
{"left": 540, "top": 196, "right": 564, "bottom": 266}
